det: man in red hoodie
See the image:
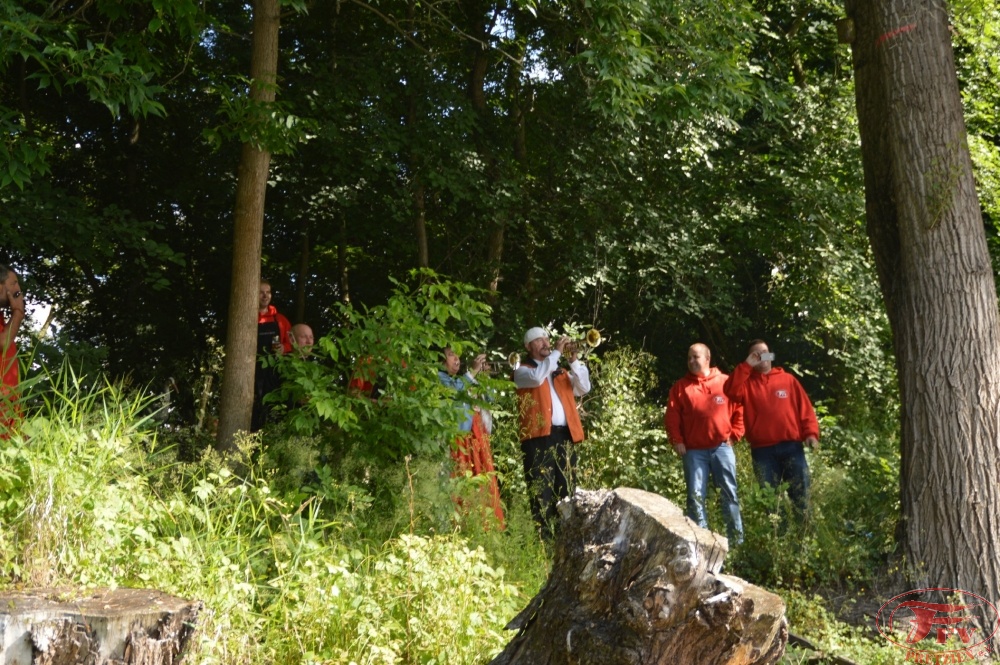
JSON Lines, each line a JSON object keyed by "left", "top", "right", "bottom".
{"left": 665, "top": 343, "right": 745, "bottom": 543}
{"left": 724, "top": 339, "right": 819, "bottom": 518}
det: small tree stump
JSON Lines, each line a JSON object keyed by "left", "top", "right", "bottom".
{"left": 0, "top": 588, "right": 202, "bottom": 665}
{"left": 491, "top": 488, "right": 787, "bottom": 665}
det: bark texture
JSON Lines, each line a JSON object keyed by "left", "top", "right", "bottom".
{"left": 490, "top": 488, "right": 787, "bottom": 665}
{"left": 215, "top": 0, "right": 282, "bottom": 451}
{"left": 845, "top": 0, "right": 1000, "bottom": 605}
{"left": 0, "top": 588, "right": 201, "bottom": 664}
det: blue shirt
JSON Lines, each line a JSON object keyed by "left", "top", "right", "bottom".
{"left": 438, "top": 370, "right": 479, "bottom": 431}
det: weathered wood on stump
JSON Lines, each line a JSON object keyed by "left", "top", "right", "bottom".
{"left": 491, "top": 488, "right": 787, "bottom": 665}
{"left": 0, "top": 588, "right": 202, "bottom": 665}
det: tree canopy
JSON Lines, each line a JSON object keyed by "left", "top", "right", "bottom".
{"left": 0, "top": 0, "right": 996, "bottom": 432}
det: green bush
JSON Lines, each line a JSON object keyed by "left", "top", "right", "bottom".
{"left": 272, "top": 269, "right": 500, "bottom": 464}
{"left": 0, "top": 364, "right": 542, "bottom": 664}
{"left": 778, "top": 589, "right": 908, "bottom": 665}
{"left": 268, "top": 533, "right": 522, "bottom": 664}
{"left": 731, "top": 420, "right": 899, "bottom": 590}
{"left": 576, "top": 346, "right": 680, "bottom": 504}
{"left": 0, "top": 367, "right": 160, "bottom": 586}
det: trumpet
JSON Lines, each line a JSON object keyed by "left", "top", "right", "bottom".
{"left": 478, "top": 350, "right": 518, "bottom": 374}
{"left": 566, "top": 328, "right": 603, "bottom": 359}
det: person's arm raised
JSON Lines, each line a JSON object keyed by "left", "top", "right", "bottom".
{"left": 2, "top": 290, "right": 25, "bottom": 354}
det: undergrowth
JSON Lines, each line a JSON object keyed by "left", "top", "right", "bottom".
{"left": 0, "top": 349, "right": 922, "bottom": 664}
{"left": 0, "top": 367, "right": 541, "bottom": 664}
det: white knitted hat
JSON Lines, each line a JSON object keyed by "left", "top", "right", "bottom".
{"left": 523, "top": 326, "right": 548, "bottom": 346}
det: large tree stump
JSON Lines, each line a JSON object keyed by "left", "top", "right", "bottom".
{"left": 0, "top": 588, "right": 202, "bottom": 664}
{"left": 491, "top": 488, "right": 787, "bottom": 665}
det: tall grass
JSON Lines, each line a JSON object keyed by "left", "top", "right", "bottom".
{"left": 0, "top": 366, "right": 538, "bottom": 664}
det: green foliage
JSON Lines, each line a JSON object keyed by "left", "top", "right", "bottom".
{"left": 576, "top": 346, "right": 679, "bottom": 503}
{"left": 731, "top": 422, "right": 899, "bottom": 590}
{"left": 266, "top": 532, "right": 521, "bottom": 664}
{"left": 202, "top": 77, "right": 315, "bottom": 155}
{"left": 274, "top": 270, "right": 500, "bottom": 462}
{"left": 953, "top": 3, "right": 1000, "bottom": 279}
{"left": 0, "top": 366, "right": 163, "bottom": 585}
{"left": 0, "top": 0, "right": 207, "bottom": 187}
{"left": 779, "top": 590, "right": 906, "bottom": 665}
{"left": 0, "top": 0, "right": 904, "bottom": 435}
{"left": 0, "top": 363, "right": 538, "bottom": 664}
{"left": 0, "top": 181, "right": 185, "bottom": 282}
{"left": 572, "top": 0, "right": 763, "bottom": 126}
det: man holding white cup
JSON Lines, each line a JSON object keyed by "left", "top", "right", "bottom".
{"left": 724, "top": 339, "right": 819, "bottom": 520}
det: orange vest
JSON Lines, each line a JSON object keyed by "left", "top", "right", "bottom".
{"left": 517, "top": 367, "right": 585, "bottom": 443}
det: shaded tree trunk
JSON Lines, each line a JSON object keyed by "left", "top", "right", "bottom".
{"left": 846, "top": 0, "right": 1000, "bottom": 608}
{"left": 216, "top": 0, "right": 281, "bottom": 452}
{"left": 295, "top": 216, "right": 310, "bottom": 323}
{"left": 485, "top": 4, "right": 530, "bottom": 295}
{"left": 465, "top": 0, "right": 507, "bottom": 292}
{"left": 412, "top": 173, "right": 429, "bottom": 268}
{"left": 338, "top": 213, "right": 351, "bottom": 304}
{"left": 490, "top": 488, "right": 787, "bottom": 665}
{"left": 405, "top": 0, "right": 429, "bottom": 269}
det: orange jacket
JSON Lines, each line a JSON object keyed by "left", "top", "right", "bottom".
{"left": 0, "top": 317, "right": 16, "bottom": 391}
{"left": 516, "top": 363, "right": 585, "bottom": 443}
{"left": 0, "top": 317, "right": 20, "bottom": 439}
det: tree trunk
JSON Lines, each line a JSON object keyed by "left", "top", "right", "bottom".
{"left": 490, "top": 488, "right": 787, "bottom": 665}
{"left": 215, "top": 0, "right": 281, "bottom": 452}
{"left": 412, "top": 174, "right": 429, "bottom": 268}
{"left": 0, "top": 588, "right": 201, "bottom": 664}
{"left": 405, "top": 0, "right": 429, "bottom": 270}
{"left": 846, "top": 0, "right": 1000, "bottom": 608}
{"left": 294, "top": 216, "right": 309, "bottom": 324}
{"left": 485, "top": 7, "right": 528, "bottom": 295}
{"left": 465, "top": 1, "right": 509, "bottom": 293}
{"left": 338, "top": 213, "right": 351, "bottom": 304}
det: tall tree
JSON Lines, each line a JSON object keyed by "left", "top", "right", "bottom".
{"left": 845, "top": 0, "right": 1000, "bottom": 603}
{"left": 216, "top": 0, "right": 282, "bottom": 451}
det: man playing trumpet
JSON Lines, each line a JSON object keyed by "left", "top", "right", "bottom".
{"left": 513, "top": 327, "right": 591, "bottom": 536}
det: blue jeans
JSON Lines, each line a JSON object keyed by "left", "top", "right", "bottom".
{"left": 750, "top": 441, "right": 810, "bottom": 518}
{"left": 682, "top": 443, "right": 743, "bottom": 544}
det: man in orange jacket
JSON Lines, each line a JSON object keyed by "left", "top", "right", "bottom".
{"left": 665, "top": 343, "right": 745, "bottom": 543}
{"left": 724, "top": 339, "right": 819, "bottom": 518}
{"left": 513, "top": 327, "right": 591, "bottom": 534}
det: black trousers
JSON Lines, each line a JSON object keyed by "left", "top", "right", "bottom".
{"left": 252, "top": 364, "right": 280, "bottom": 433}
{"left": 521, "top": 426, "right": 577, "bottom": 534}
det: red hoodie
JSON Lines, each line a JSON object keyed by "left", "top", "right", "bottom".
{"left": 257, "top": 305, "right": 292, "bottom": 354}
{"left": 664, "top": 367, "right": 744, "bottom": 449}
{"left": 723, "top": 362, "right": 819, "bottom": 448}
